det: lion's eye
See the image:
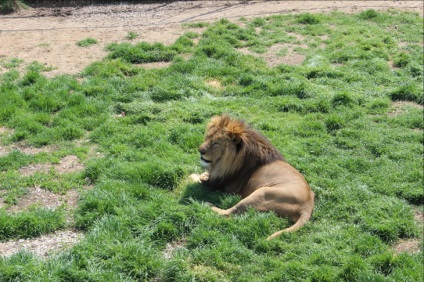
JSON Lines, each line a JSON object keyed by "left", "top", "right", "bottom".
{"left": 212, "top": 142, "right": 219, "bottom": 147}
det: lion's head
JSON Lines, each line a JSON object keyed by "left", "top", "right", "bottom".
{"left": 198, "top": 115, "right": 284, "bottom": 183}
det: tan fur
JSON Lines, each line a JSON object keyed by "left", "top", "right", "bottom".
{"left": 190, "top": 115, "right": 315, "bottom": 240}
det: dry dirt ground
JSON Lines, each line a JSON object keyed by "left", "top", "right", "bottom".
{"left": 0, "top": 0, "right": 423, "bottom": 258}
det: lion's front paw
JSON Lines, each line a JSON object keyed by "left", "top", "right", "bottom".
{"left": 199, "top": 172, "right": 209, "bottom": 182}
{"left": 189, "top": 172, "right": 209, "bottom": 183}
{"left": 189, "top": 174, "right": 202, "bottom": 183}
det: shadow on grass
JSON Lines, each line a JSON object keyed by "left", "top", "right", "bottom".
{"left": 179, "top": 182, "right": 229, "bottom": 206}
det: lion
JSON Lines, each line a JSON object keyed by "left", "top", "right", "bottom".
{"left": 190, "top": 115, "right": 315, "bottom": 240}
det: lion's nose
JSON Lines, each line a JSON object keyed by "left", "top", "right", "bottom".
{"left": 199, "top": 144, "right": 207, "bottom": 155}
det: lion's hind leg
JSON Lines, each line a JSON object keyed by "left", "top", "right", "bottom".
{"left": 208, "top": 187, "right": 270, "bottom": 216}
{"left": 208, "top": 186, "right": 314, "bottom": 239}
{"left": 208, "top": 203, "right": 237, "bottom": 216}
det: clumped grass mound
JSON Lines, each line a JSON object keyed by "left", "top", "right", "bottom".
{"left": 0, "top": 209, "right": 65, "bottom": 241}
{"left": 76, "top": 38, "right": 98, "bottom": 47}
{"left": 0, "top": 10, "right": 423, "bottom": 281}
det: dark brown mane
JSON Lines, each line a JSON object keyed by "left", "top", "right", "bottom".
{"left": 238, "top": 126, "right": 285, "bottom": 165}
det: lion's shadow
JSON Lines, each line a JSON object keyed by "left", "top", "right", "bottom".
{"left": 179, "top": 182, "right": 240, "bottom": 209}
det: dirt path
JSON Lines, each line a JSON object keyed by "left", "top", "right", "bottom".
{"left": 1, "top": 1, "right": 423, "bottom": 76}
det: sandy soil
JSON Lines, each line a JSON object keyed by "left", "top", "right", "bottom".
{"left": 0, "top": 0, "right": 422, "bottom": 259}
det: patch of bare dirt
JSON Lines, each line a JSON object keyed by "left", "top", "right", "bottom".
{"left": 414, "top": 208, "right": 424, "bottom": 222}
{"left": 0, "top": 127, "right": 15, "bottom": 156}
{"left": 7, "top": 186, "right": 74, "bottom": 213}
{"left": 18, "top": 163, "right": 51, "bottom": 177}
{"left": 269, "top": 43, "right": 307, "bottom": 66}
{"left": 13, "top": 143, "right": 58, "bottom": 155}
{"left": 205, "top": 79, "right": 223, "bottom": 90}
{"left": 287, "top": 32, "right": 306, "bottom": 42}
{"left": 18, "top": 155, "right": 84, "bottom": 177}
{"left": 0, "top": 144, "right": 56, "bottom": 157}
{"left": 163, "top": 240, "right": 186, "bottom": 260}
{"left": 392, "top": 208, "right": 423, "bottom": 255}
{"left": 388, "top": 101, "right": 424, "bottom": 117}
{"left": 238, "top": 42, "right": 307, "bottom": 67}
{"left": 55, "top": 155, "right": 84, "bottom": 173}
{"left": 393, "top": 238, "right": 421, "bottom": 255}
{"left": 0, "top": 146, "right": 8, "bottom": 157}
{"left": 0, "top": 126, "right": 12, "bottom": 135}
{"left": 138, "top": 61, "right": 173, "bottom": 69}
{"left": 1, "top": 184, "right": 85, "bottom": 259}
{"left": 0, "top": 229, "right": 84, "bottom": 258}
{"left": 0, "top": 130, "right": 58, "bottom": 156}
{"left": 0, "top": 198, "right": 6, "bottom": 209}
{"left": 64, "top": 189, "right": 80, "bottom": 211}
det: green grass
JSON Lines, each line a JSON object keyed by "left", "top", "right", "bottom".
{"left": 76, "top": 38, "right": 98, "bottom": 47}
{"left": 1, "top": 58, "right": 24, "bottom": 69}
{"left": 126, "top": 31, "right": 139, "bottom": 40}
{"left": 0, "top": 0, "right": 28, "bottom": 13}
{"left": 0, "top": 10, "right": 423, "bottom": 281}
{"left": 0, "top": 208, "right": 65, "bottom": 241}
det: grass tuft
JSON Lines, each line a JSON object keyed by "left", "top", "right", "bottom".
{"left": 106, "top": 42, "right": 178, "bottom": 63}
{"left": 76, "top": 38, "right": 98, "bottom": 47}
{"left": 0, "top": 208, "right": 65, "bottom": 241}
{"left": 297, "top": 13, "right": 321, "bottom": 24}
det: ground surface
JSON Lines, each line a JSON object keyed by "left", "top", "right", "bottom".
{"left": 1, "top": 1, "right": 423, "bottom": 76}
{"left": 0, "top": 0, "right": 423, "bottom": 259}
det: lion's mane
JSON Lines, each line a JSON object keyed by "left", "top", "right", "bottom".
{"left": 204, "top": 115, "right": 285, "bottom": 191}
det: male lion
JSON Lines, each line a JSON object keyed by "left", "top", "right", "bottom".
{"left": 190, "top": 115, "right": 315, "bottom": 240}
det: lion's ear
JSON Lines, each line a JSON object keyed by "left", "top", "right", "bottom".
{"left": 234, "top": 135, "right": 244, "bottom": 151}
{"left": 231, "top": 133, "right": 242, "bottom": 144}
{"left": 226, "top": 125, "right": 244, "bottom": 148}
{"left": 225, "top": 119, "right": 246, "bottom": 147}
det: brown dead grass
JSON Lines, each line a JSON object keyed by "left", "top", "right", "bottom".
{"left": 205, "top": 79, "right": 223, "bottom": 90}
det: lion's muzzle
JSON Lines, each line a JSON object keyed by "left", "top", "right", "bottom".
{"left": 200, "top": 156, "right": 211, "bottom": 169}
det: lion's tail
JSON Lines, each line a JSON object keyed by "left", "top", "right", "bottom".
{"left": 266, "top": 210, "right": 312, "bottom": 240}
